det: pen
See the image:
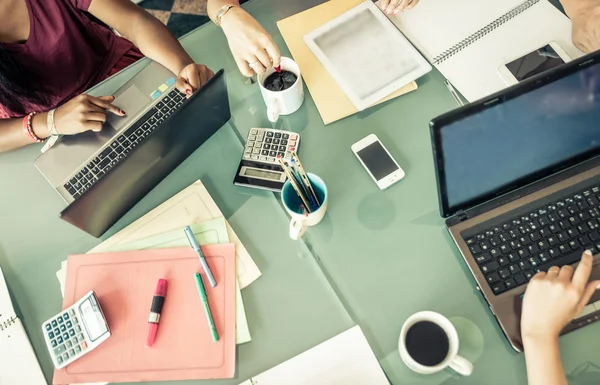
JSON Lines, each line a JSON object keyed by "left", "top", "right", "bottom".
{"left": 194, "top": 273, "right": 219, "bottom": 342}
{"left": 146, "top": 278, "right": 167, "bottom": 347}
{"left": 290, "top": 159, "right": 316, "bottom": 210}
{"left": 278, "top": 156, "right": 312, "bottom": 213}
{"left": 184, "top": 226, "right": 216, "bottom": 288}
{"left": 291, "top": 154, "right": 320, "bottom": 207}
{"left": 444, "top": 80, "right": 464, "bottom": 107}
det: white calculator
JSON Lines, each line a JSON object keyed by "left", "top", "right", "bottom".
{"left": 233, "top": 128, "right": 300, "bottom": 191}
{"left": 42, "top": 291, "right": 110, "bottom": 369}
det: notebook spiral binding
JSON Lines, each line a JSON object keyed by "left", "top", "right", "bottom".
{"left": 433, "top": 0, "right": 540, "bottom": 64}
{"left": 0, "top": 316, "right": 18, "bottom": 331}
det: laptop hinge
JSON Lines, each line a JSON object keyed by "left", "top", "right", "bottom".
{"left": 456, "top": 210, "right": 468, "bottom": 221}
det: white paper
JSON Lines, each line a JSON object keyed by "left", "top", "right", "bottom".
{"left": 388, "top": 0, "right": 584, "bottom": 101}
{"left": 88, "top": 180, "right": 261, "bottom": 289}
{"left": 239, "top": 326, "right": 389, "bottom": 385}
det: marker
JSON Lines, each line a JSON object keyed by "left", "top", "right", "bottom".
{"left": 146, "top": 279, "right": 167, "bottom": 347}
{"left": 194, "top": 273, "right": 219, "bottom": 342}
{"left": 184, "top": 226, "right": 216, "bottom": 287}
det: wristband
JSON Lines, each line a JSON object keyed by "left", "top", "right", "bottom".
{"left": 22, "top": 112, "right": 44, "bottom": 143}
{"left": 47, "top": 109, "right": 59, "bottom": 136}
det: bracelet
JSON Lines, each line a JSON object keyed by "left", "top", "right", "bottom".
{"left": 47, "top": 109, "right": 59, "bottom": 136}
{"left": 214, "top": 4, "right": 238, "bottom": 27}
{"left": 22, "top": 112, "right": 44, "bottom": 143}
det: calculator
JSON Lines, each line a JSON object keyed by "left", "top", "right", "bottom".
{"left": 233, "top": 128, "right": 300, "bottom": 191}
{"left": 42, "top": 291, "right": 110, "bottom": 369}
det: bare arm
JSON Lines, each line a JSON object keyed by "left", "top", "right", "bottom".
{"left": 0, "top": 114, "right": 49, "bottom": 153}
{"left": 88, "top": 0, "right": 193, "bottom": 76}
{"left": 523, "top": 337, "right": 567, "bottom": 385}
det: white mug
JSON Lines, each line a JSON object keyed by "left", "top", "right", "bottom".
{"left": 258, "top": 57, "right": 304, "bottom": 123}
{"left": 281, "top": 173, "right": 328, "bottom": 240}
{"left": 399, "top": 311, "right": 473, "bottom": 376}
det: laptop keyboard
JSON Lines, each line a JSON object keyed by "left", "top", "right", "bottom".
{"left": 63, "top": 90, "right": 185, "bottom": 199}
{"left": 463, "top": 184, "right": 600, "bottom": 295}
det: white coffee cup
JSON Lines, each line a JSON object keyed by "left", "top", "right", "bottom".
{"left": 399, "top": 311, "right": 473, "bottom": 376}
{"left": 281, "top": 173, "right": 328, "bottom": 240}
{"left": 258, "top": 57, "right": 304, "bottom": 123}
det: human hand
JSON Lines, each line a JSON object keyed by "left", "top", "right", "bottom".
{"left": 379, "top": 0, "right": 420, "bottom": 15}
{"left": 54, "top": 95, "right": 125, "bottom": 135}
{"left": 569, "top": 2, "right": 600, "bottom": 53}
{"left": 220, "top": 7, "right": 281, "bottom": 76}
{"left": 521, "top": 250, "right": 600, "bottom": 342}
{"left": 176, "top": 63, "right": 215, "bottom": 96}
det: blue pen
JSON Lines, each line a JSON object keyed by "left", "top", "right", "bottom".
{"left": 184, "top": 226, "right": 216, "bottom": 288}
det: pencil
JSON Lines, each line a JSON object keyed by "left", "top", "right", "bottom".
{"left": 278, "top": 156, "right": 312, "bottom": 213}
{"left": 292, "top": 153, "right": 320, "bottom": 207}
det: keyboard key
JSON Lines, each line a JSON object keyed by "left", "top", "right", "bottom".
{"left": 509, "top": 264, "right": 520, "bottom": 274}
{"left": 508, "top": 252, "right": 520, "bottom": 262}
{"left": 528, "top": 256, "right": 542, "bottom": 267}
{"left": 538, "top": 252, "right": 551, "bottom": 263}
{"left": 499, "top": 268, "right": 511, "bottom": 279}
{"left": 504, "top": 278, "right": 517, "bottom": 290}
{"left": 524, "top": 270, "right": 535, "bottom": 280}
{"left": 498, "top": 256, "right": 510, "bottom": 266}
{"left": 486, "top": 272, "right": 500, "bottom": 283}
{"left": 492, "top": 282, "right": 506, "bottom": 294}
{"left": 518, "top": 248, "right": 530, "bottom": 258}
{"left": 519, "top": 260, "right": 531, "bottom": 270}
{"left": 481, "top": 260, "right": 500, "bottom": 273}
{"left": 469, "top": 244, "right": 482, "bottom": 254}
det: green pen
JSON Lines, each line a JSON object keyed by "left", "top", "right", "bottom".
{"left": 194, "top": 272, "right": 219, "bottom": 342}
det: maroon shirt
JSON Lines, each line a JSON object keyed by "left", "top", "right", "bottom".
{"left": 0, "top": 0, "right": 139, "bottom": 118}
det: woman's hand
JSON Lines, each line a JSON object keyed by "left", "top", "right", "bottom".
{"left": 220, "top": 7, "right": 281, "bottom": 76}
{"left": 54, "top": 94, "right": 125, "bottom": 135}
{"left": 176, "top": 63, "right": 215, "bottom": 95}
{"left": 570, "top": 3, "right": 600, "bottom": 53}
{"left": 379, "top": 0, "right": 420, "bottom": 15}
{"left": 521, "top": 250, "right": 600, "bottom": 342}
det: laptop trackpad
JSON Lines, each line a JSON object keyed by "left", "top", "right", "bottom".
{"left": 106, "top": 85, "right": 151, "bottom": 131}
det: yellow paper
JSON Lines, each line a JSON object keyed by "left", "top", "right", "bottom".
{"left": 277, "top": 0, "right": 417, "bottom": 125}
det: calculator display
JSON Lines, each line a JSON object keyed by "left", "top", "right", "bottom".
{"left": 79, "top": 297, "right": 108, "bottom": 341}
{"left": 243, "top": 168, "right": 282, "bottom": 181}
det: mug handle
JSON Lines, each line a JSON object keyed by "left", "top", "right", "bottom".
{"left": 448, "top": 354, "right": 473, "bottom": 376}
{"left": 289, "top": 218, "right": 308, "bottom": 240}
{"left": 267, "top": 99, "right": 280, "bottom": 123}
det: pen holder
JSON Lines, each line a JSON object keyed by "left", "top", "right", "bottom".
{"left": 281, "top": 173, "right": 328, "bottom": 240}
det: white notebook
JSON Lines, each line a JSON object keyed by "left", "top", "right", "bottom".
{"left": 386, "top": 0, "right": 584, "bottom": 102}
{"left": 238, "top": 326, "right": 389, "bottom": 385}
{"left": 0, "top": 266, "right": 47, "bottom": 385}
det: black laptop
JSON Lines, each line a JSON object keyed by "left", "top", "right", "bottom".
{"left": 430, "top": 51, "right": 600, "bottom": 351}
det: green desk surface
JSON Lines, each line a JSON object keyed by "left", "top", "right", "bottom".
{"left": 0, "top": 0, "right": 598, "bottom": 384}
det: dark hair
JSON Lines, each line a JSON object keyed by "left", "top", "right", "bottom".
{"left": 0, "top": 45, "right": 48, "bottom": 116}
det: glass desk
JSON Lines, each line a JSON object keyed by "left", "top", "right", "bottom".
{"left": 0, "top": 0, "right": 597, "bottom": 384}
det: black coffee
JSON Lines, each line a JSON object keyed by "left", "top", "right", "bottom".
{"left": 263, "top": 70, "right": 297, "bottom": 92}
{"left": 405, "top": 321, "right": 450, "bottom": 367}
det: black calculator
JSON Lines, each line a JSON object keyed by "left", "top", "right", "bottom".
{"left": 233, "top": 128, "right": 300, "bottom": 191}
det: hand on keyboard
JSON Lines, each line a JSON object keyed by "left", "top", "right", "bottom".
{"left": 176, "top": 63, "right": 214, "bottom": 96}
{"left": 521, "top": 250, "right": 600, "bottom": 342}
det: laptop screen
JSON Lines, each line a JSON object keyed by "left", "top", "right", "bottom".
{"left": 434, "top": 59, "right": 600, "bottom": 217}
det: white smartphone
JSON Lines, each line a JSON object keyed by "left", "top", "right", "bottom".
{"left": 498, "top": 42, "right": 571, "bottom": 85}
{"left": 351, "top": 134, "right": 405, "bottom": 190}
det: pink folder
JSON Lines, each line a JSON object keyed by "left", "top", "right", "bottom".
{"left": 53, "top": 245, "right": 236, "bottom": 384}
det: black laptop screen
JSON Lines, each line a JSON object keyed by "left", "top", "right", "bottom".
{"left": 435, "top": 61, "right": 600, "bottom": 217}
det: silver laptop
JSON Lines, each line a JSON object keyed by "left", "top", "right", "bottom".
{"left": 35, "top": 61, "right": 183, "bottom": 203}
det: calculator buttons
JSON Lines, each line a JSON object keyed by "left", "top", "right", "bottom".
{"left": 62, "top": 333, "right": 69, "bottom": 341}
{"left": 249, "top": 135, "right": 256, "bottom": 141}
{"left": 289, "top": 140, "right": 297, "bottom": 147}
{"left": 290, "top": 134, "right": 298, "bottom": 140}
{"left": 80, "top": 341, "right": 88, "bottom": 349}
{"left": 69, "top": 309, "right": 76, "bottom": 316}
{"left": 265, "top": 138, "right": 272, "bottom": 143}
{"left": 60, "top": 325, "right": 66, "bottom": 332}
{"left": 252, "top": 148, "right": 260, "bottom": 154}
{"left": 285, "top": 153, "right": 292, "bottom": 159}
{"left": 54, "top": 344, "right": 66, "bottom": 356}
{"left": 289, "top": 147, "right": 296, "bottom": 152}
{"left": 251, "top": 155, "right": 259, "bottom": 160}
{"left": 281, "top": 139, "right": 288, "bottom": 145}
{"left": 45, "top": 324, "right": 52, "bottom": 331}
{"left": 279, "top": 146, "right": 286, "bottom": 152}
{"left": 57, "top": 336, "right": 63, "bottom": 344}
{"left": 260, "top": 156, "right": 269, "bottom": 161}
{"left": 63, "top": 313, "right": 70, "bottom": 321}
{"left": 266, "top": 132, "right": 274, "bottom": 137}
{"left": 278, "top": 152, "right": 285, "bottom": 158}
{"left": 49, "top": 331, "right": 55, "bottom": 339}
{"left": 78, "top": 334, "right": 84, "bottom": 342}
{"left": 66, "top": 340, "right": 72, "bottom": 348}
{"left": 250, "top": 129, "right": 257, "bottom": 135}
{"left": 75, "top": 345, "right": 82, "bottom": 353}
{"left": 69, "top": 349, "right": 75, "bottom": 357}
{"left": 69, "top": 329, "right": 76, "bottom": 337}
{"left": 75, "top": 325, "right": 82, "bottom": 333}
{"left": 273, "top": 138, "right": 280, "bottom": 145}
{"left": 254, "top": 142, "right": 261, "bottom": 148}
{"left": 54, "top": 328, "right": 60, "bottom": 335}
{"left": 72, "top": 317, "right": 78, "bottom": 324}
{"left": 57, "top": 356, "right": 63, "bottom": 365}
{"left": 274, "top": 133, "right": 282, "bottom": 138}
{"left": 269, "top": 151, "right": 277, "bottom": 157}
{"left": 263, "top": 144, "right": 270, "bottom": 150}
{"left": 62, "top": 353, "right": 69, "bottom": 361}
{"left": 267, "top": 157, "right": 276, "bottom": 162}
{"left": 246, "top": 142, "right": 254, "bottom": 148}
{"left": 261, "top": 150, "right": 269, "bottom": 156}
{"left": 57, "top": 316, "right": 64, "bottom": 324}
{"left": 51, "top": 339, "right": 58, "bottom": 348}
{"left": 51, "top": 320, "right": 58, "bottom": 328}
{"left": 66, "top": 321, "right": 72, "bottom": 328}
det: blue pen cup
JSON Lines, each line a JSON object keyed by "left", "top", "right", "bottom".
{"left": 282, "top": 173, "right": 328, "bottom": 239}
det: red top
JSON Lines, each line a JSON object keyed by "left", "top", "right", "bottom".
{"left": 0, "top": 0, "right": 137, "bottom": 118}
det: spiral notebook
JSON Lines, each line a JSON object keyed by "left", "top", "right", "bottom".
{"left": 0, "top": 266, "right": 47, "bottom": 385}
{"left": 387, "top": 0, "right": 583, "bottom": 101}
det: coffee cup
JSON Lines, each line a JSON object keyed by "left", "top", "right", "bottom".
{"left": 281, "top": 173, "right": 327, "bottom": 240}
{"left": 258, "top": 57, "right": 304, "bottom": 123}
{"left": 399, "top": 311, "right": 473, "bottom": 376}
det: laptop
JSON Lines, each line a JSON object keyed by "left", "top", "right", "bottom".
{"left": 430, "top": 51, "right": 600, "bottom": 351}
{"left": 34, "top": 62, "right": 230, "bottom": 237}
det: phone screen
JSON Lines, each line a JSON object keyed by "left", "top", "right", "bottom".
{"left": 356, "top": 141, "right": 398, "bottom": 181}
{"left": 505, "top": 44, "right": 565, "bottom": 82}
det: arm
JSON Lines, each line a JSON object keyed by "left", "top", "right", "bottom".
{"left": 207, "top": 0, "right": 280, "bottom": 76}
{"left": 0, "top": 115, "right": 49, "bottom": 153}
{"left": 88, "top": 0, "right": 213, "bottom": 92}
{"left": 521, "top": 251, "right": 600, "bottom": 385}
{"left": 559, "top": 0, "right": 600, "bottom": 53}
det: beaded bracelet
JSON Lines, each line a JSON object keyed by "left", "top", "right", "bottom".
{"left": 22, "top": 112, "right": 44, "bottom": 143}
